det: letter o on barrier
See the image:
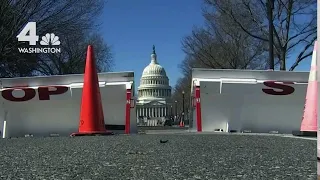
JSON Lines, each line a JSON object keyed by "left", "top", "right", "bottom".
{"left": 262, "top": 81, "right": 295, "bottom": 95}
{"left": 2, "top": 88, "right": 36, "bottom": 102}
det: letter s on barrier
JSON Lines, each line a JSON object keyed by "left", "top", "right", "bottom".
{"left": 38, "top": 86, "right": 69, "bottom": 100}
{"left": 2, "top": 87, "right": 36, "bottom": 102}
{"left": 262, "top": 81, "right": 295, "bottom": 95}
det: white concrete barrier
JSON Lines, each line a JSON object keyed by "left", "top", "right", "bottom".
{"left": 190, "top": 69, "right": 309, "bottom": 133}
{"left": 0, "top": 72, "right": 137, "bottom": 138}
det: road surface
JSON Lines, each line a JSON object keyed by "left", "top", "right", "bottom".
{"left": 0, "top": 133, "right": 316, "bottom": 180}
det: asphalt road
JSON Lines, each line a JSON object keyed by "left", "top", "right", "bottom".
{"left": 0, "top": 133, "right": 316, "bottom": 180}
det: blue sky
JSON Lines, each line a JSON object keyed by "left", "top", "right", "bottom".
{"left": 97, "top": 0, "right": 312, "bottom": 89}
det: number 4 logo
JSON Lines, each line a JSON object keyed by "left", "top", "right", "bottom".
{"left": 17, "top": 22, "right": 39, "bottom": 46}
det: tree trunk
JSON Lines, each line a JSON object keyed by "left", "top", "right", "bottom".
{"left": 280, "top": 50, "right": 286, "bottom": 70}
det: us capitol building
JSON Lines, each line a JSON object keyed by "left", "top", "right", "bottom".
{"left": 136, "top": 45, "right": 172, "bottom": 126}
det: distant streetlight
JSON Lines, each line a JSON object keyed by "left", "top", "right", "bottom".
{"left": 175, "top": 100, "right": 177, "bottom": 117}
{"left": 182, "top": 91, "right": 185, "bottom": 122}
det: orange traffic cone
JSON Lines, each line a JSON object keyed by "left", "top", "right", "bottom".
{"left": 318, "top": 40, "right": 320, "bottom": 177}
{"left": 70, "top": 45, "right": 113, "bottom": 136}
{"left": 293, "top": 41, "right": 317, "bottom": 137}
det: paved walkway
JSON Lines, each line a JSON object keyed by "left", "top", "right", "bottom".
{"left": 0, "top": 133, "right": 315, "bottom": 179}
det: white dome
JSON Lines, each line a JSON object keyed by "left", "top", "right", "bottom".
{"left": 142, "top": 63, "right": 167, "bottom": 77}
{"left": 137, "top": 46, "right": 171, "bottom": 101}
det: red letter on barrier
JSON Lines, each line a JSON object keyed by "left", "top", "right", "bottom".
{"left": 38, "top": 86, "right": 69, "bottom": 100}
{"left": 262, "top": 81, "right": 295, "bottom": 95}
{"left": 2, "top": 88, "right": 36, "bottom": 102}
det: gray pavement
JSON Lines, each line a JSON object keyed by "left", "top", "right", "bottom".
{"left": 0, "top": 133, "right": 316, "bottom": 180}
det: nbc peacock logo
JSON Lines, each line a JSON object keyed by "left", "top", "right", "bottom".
{"left": 40, "top": 33, "right": 61, "bottom": 46}
{"left": 17, "top": 22, "right": 61, "bottom": 54}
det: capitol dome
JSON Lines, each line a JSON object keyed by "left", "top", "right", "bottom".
{"left": 141, "top": 53, "right": 167, "bottom": 77}
{"left": 136, "top": 45, "right": 172, "bottom": 122}
{"left": 142, "top": 63, "right": 167, "bottom": 77}
{"left": 137, "top": 45, "right": 171, "bottom": 101}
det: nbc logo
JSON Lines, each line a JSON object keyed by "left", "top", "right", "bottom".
{"left": 40, "top": 33, "right": 61, "bottom": 46}
{"left": 17, "top": 22, "right": 61, "bottom": 54}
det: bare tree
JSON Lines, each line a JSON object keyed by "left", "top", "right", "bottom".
{"left": 36, "top": 32, "right": 113, "bottom": 75}
{"left": 205, "top": 0, "right": 316, "bottom": 70}
{"left": 0, "top": 0, "right": 113, "bottom": 77}
{"left": 0, "top": 1, "right": 38, "bottom": 77}
{"left": 171, "top": 76, "right": 192, "bottom": 118}
{"left": 181, "top": 14, "right": 268, "bottom": 72}
{"left": 173, "top": 0, "right": 269, "bottom": 112}
{"left": 203, "top": 5, "right": 269, "bottom": 70}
